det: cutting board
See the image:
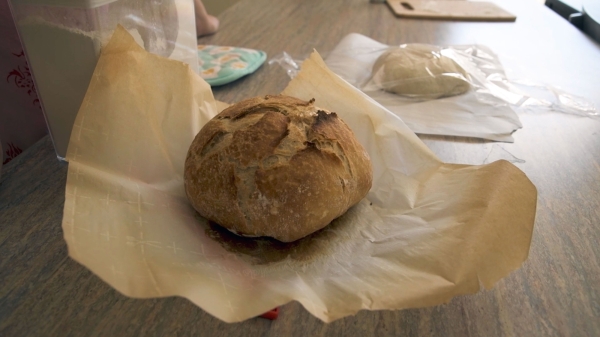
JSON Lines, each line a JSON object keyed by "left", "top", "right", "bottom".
{"left": 386, "top": 0, "right": 517, "bottom": 22}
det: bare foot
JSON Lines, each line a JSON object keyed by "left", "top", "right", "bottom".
{"left": 197, "top": 14, "right": 219, "bottom": 37}
{"left": 194, "top": 0, "right": 219, "bottom": 37}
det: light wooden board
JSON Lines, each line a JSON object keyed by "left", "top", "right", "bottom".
{"left": 386, "top": 0, "right": 517, "bottom": 21}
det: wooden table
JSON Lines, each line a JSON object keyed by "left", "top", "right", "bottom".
{"left": 1, "top": 0, "right": 599, "bottom": 336}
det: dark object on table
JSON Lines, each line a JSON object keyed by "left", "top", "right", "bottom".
{"left": 545, "top": 0, "right": 600, "bottom": 42}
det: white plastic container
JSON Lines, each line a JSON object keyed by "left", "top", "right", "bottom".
{"left": 9, "top": 0, "right": 198, "bottom": 160}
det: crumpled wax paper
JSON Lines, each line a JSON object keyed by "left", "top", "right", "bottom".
{"left": 62, "top": 26, "right": 537, "bottom": 323}
{"left": 324, "top": 33, "right": 524, "bottom": 142}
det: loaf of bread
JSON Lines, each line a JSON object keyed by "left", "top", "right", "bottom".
{"left": 184, "top": 95, "right": 373, "bottom": 242}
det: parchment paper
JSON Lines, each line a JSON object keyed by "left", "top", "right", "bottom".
{"left": 324, "top": 33, "right": 524, "bottom": 142}
{"left": 62, "top": 26, "right": 537, "bottom": 323}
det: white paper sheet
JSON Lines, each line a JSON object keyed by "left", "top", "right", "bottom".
{"left": 324, "top": 33, "right": 523, "bottom": 142}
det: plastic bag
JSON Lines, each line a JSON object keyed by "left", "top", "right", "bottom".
{"left": 321, "top": 34, "right": 523, "bottom": 142}
{"left": 364, "top": 44, "right": 472, "bottom": 100}
{"left": 270, "top": 34, "right": 597, "bottom": 142}
{"left": 11, "top": 0, "right": 199, "bottom": 159}
{"left": 268, "top": 51, "right": 302, "bottom": 78}
{"left": 14, "top": 0, "right": 198, "bottom": 70}
{"left": 488, "top": 77, "right": 598, "bottom": 117}
{"left": 324, "top": 36, "right": 530, "bottom": 106}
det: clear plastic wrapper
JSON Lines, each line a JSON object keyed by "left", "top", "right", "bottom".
{"left": 363, "top": 43, "right": 473, "bottom": 100}
{"left": 322, "top": 34, "right": 524, "bottom": 142}
{"left": 271, "top": 33, "right": 597, "bottom": 141}
{"left": 13, "top": 0, "right": 199, "bottom": 69}
{"left": 10, "top": 0, "right": 199, "bottom": 159}
{"left": 490, "top": 77, "right": 598, "bottom": 117}
{"left": 268, "top": 51, "right": 302, "bottom": 79}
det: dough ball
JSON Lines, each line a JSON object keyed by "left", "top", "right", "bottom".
{"left": 372, "top": 44, "right": 470, "bottom": 99}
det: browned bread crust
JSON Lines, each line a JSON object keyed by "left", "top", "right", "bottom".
{"left": 184, "top": 95, "right": 373, "bottom": 242}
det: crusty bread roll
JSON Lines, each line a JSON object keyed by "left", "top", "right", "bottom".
{"left": 184, "top": 95, "right": 372, "bottom": 242}
{"left": 371, "top": 44, "right": 470, "bottom": 99}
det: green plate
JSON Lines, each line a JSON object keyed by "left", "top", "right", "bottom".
{"left": 198, "top": 45, "right": 267, "bottom": 86}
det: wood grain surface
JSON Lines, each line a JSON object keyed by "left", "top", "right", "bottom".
{"left": 385, "top": 1, "right": 517, "bottom": 22}
{"left": 1, "top": 0, "right": 599, "bottom": 336}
